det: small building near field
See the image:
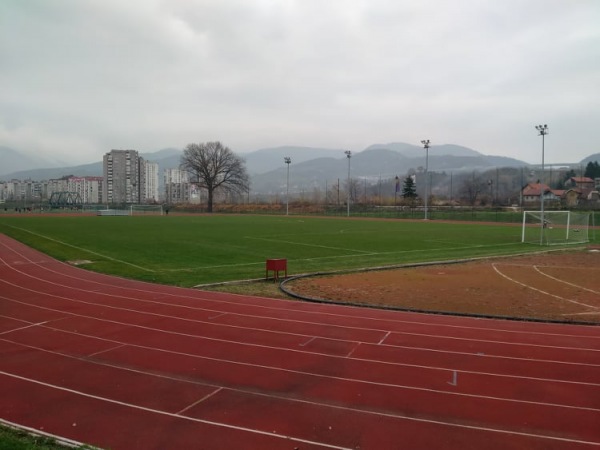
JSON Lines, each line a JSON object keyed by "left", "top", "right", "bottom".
{"left": 521, "top": 183, "right": 562, "bottom": 206}
{"left": 566, "top": 177, "right": 595, "bottom": 190}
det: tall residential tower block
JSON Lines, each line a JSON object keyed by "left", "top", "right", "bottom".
{"left": 102, "top": 149, "right": 145, "bottom": 204}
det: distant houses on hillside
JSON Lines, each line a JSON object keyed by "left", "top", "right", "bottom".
{"left": 521, "top": 177, "right": 600, "bottom": 208}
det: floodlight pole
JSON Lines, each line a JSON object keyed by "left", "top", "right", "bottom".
{"left": 421, "top": 140, "right": 430, "bottom": 220}
{"left": 535, "top": 124, "right": 549, "bottom": 244}
{"left": 284, "top": 157, "right": 291, "bottom": 215}
{"left": 345, "top": 150, "right": 352, "bottom": 217}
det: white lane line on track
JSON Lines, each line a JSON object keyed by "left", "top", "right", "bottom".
{"left": 2, "top": 240, "right": 599, "bottom": 369}
{"left": 1, "top": 267, "right": 598, "bottom": 355}
{"left": 0, "top": 370, "right": 352, "bottom": 450}
{"left": 5, "top": 334, "right": 600, "bottom": 438}
{"left": 0, "top": 321, "right": 49, "bottom": 336}
{"left": 87, "top": 344, "right": 126, "bottom": 358}
{"left": 1, "top": 368, "right": 598, "bottom": 447}
{"left": 299, "top": 336, "right": 317, "bottom": 347}
{"left": 2, "top": 316, "right": 599, "bottom": 411}
{"left": 378, "top": 331, "right": 391, "bottom": 345}
{"left": 208, "top": 312, "right": 228, "bottom": 320}
{"left": 534, "top": 265, "right": 600, "bottom": 295}
{"left": 2, "top": 294, "right": 600, "bottom": 394}
{"left": 0, "top": 275, "right": 379, "bottom": 343}
{"left": 2, "top": 238, "right": 597, "bottom": 343}
{"left": 376, "top": 341, "right": 600, "bottom": 370}
{"left": 176, "top": 387, "right": 223, "bottom": 415}
{"left": 3, "top": 281, "right": 600, "bottom": 375}
{"left": 492, "top": 264, "right": 599, "bottom": 310}
{"left": 345, "top": 343, "right": 360, "bottom": 358}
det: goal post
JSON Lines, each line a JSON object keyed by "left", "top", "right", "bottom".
{"left": 129, "top": 204, "right": 164, "bottom": 216}
{"left": 522, "top": 210, "right": 590, "bottom": 245}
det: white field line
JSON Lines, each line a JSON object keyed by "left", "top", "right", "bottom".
{"left": 3, "top": 225, "right": 155, "bottom": 272}
{"left": 499, "top": 263, "right": 600, "bottom": 271}
{"left": 1, "top": 238, "right": 599, "bottom": 347}
{"left": 563, "top": 311, "right": 600, "bottom": 316}
{"left": 163, "top": 240, "right": 521, "bottom": 272}
{"left": 492, "top": 264, "right": 599, "bottom": 310}
{"left": 244, "top": 235, "right": 374, "bottom": 254}
{"left": 533, "top": 266, "right": 600, "bottom": 295}
{"left": 0, "top": 224, "right": 578, "bottom": 282}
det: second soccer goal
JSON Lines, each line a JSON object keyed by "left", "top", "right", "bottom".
{"left": 521, "top": 210, "right": 590, "bottom": 245}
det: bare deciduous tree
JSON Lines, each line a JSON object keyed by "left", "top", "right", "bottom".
{"left": 180, "top": 141, "right": 249, "bottom": 212}
{"left": 460, "top": 172, "right": 484, "bottom": 206}
{"left": 344, "top": 178, "right": 361, "bottom": 203}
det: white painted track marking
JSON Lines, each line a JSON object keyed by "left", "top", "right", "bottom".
{"left": 1, "top": 238, "right": 597, "bottom": 344}
{"left": 0, "top": 370, "right": 352, "bottom": 450}
{"left": 534, "top": 265, "right": 600, "bottom": 295}
{"left": 1, "top": 234, "right": 600, "bottom": 448}
{"left": 492, "top": 263, "right": 599, "bottom": 310}
{"left": 1, "top": 239, "right": 600, "bottom": 345}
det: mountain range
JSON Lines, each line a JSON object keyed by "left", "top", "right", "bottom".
{"left": 1, "top": 143, "right": 598, "bottom": 194}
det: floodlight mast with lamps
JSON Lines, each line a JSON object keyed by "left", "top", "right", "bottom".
{"left": 284, "top": 157, "right": 291, "bottom": 215}
{"left": 421, "top": 140, "right": 430, "bottom": 220}
{"left": 535, "top": 124, "right": 549, "bottom": 244}
{"left": 344, "top": 150, "right": 352, "bottom": 217}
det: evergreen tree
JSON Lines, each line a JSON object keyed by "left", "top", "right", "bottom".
{"left": 584, "top": 161, "right": 600, "bottom": 179}
{"left": 402, "top": 176, "right": 417, "bottom": 198}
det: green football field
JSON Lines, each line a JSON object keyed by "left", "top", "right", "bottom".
{"left": 0, "top": 214, "right": 581, "bottom": 287}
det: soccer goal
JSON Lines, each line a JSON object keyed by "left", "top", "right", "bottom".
{"left": 521, "top": 210, "right": 590, "bottom": 245}
{"left": 129, "top": 204, "right": 164, "bottom": 216}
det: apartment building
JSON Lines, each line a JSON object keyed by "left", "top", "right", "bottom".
{"left": 103, "top": 149, "right": 145, "bottom": 204}
{"left": 144, "top": 161, "right": 160, "bottom": 203}
{"left": 47, "top": 176, "right": 103, "bottom": 204}
{"left": 164, "top": 168, "right": 190, "bottom": 204}
{"left": 1, "top": 179, "right": 47, "bottom": 203}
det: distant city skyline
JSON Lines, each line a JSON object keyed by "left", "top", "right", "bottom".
{"left": 2, "top": 1, "right": 599, "bottom": 166}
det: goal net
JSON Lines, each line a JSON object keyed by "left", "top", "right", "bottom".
{"left": 522, "top": 210, "right": 590, "bottom": 245}
{"left": 130, "top": 204, "right": 164, "bottom": 216}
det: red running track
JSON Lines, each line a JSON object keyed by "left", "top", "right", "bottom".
{"left": 0, "top": 233, "right": 599, "bottom": 450}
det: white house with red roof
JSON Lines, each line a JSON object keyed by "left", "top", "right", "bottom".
{"left": 521, "top": 183, "right": 562, "bottom": 205}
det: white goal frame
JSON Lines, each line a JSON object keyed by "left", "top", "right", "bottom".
{"left": 521, "top": 210, "right": 590, "bottom": 245}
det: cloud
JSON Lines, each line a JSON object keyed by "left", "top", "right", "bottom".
{"left": 1, "top": 0, "right": 599, "bottom": 165}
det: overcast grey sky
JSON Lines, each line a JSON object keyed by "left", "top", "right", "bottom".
{"left": 1, "top": 0, "right": 599, "bottom": 166}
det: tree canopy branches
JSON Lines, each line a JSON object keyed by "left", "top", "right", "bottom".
{"left": 180, "top": 141, "right": 249, "bottom": 212}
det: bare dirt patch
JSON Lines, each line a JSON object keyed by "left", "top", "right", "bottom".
{"left": 284, "top": 249, "right": 600, "bottom": 324}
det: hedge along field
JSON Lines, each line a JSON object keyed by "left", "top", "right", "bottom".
{"left": 0, "top": 214, "right": 551, "bottom": 287}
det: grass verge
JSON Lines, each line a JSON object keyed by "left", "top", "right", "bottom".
{"left": 0, "top": 423, "right": 86, "bottom": 450}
